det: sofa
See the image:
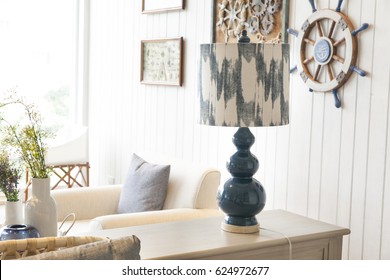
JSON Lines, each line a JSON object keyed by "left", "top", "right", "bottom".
{"left": 51, "top": 155, "right": 223, "bottom": 235}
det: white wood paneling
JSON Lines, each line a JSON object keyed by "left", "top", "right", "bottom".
{"left": 383, "top": 68, "right": 390, "bottom": 259}
{"left": 286, "top": 0, "right": 313, "bottom": 216}
{"left": 348, "top": 0, "right": 376, "bottom": 260}
{"left": 362, "top": 0, "right": 389, "bottom": 259}
{"left": 88, "top": 0, "right": 390, "bottom": 259}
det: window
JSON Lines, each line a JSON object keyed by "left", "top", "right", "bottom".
{"left": 0, "top": 0, "right": 87, "bottom": 131}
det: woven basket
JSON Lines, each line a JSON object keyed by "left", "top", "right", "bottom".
{"left": 0, "top": 236, "right": 106, "bottom": 260}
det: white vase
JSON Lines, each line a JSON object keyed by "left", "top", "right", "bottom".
{"left": 4, "top": 200, "right": 24, "bottom": 225}
{"left": 25, "top": 178, "right": 58, "bottom": 237}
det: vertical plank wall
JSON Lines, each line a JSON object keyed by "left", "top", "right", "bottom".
{"left": 87, "top": 0, "right": 390, "bottom": 259}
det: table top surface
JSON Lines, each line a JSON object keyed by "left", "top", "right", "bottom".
{"left": 82, "top": 210, "right": 350, "bottom": 260}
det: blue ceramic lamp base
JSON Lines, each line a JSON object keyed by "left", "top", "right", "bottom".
{"left": 217, "top": 127, "right": 266, "bottom": 234}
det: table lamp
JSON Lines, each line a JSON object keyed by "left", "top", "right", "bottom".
{"left": 198, "top": 31, "right": 290, "bottom": 233}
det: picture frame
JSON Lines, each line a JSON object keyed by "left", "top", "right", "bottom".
{"left": 211, "top": 0, "right": 289, "bottom": 43}
{"left": 140, "top": 37, "right": 183, "bottom": 86}
{"left": 142, "top": 0, "right": 184, "bottom": 14}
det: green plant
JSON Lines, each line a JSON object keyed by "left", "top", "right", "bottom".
{"left": 0, "top": 91, "right": 53, "bottom": 178}
{"left": 0, "top": 151, "right": 21, "bottom": 202}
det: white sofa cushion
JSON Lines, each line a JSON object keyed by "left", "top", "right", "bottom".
{"left": 89, "top": 208, "right": 223, "bottom": 231}
{"left": 53, "top": 185, "right": 122, "bottom": 221}
{"left": 140, "top": 155, "right": 220, "bottom": 210}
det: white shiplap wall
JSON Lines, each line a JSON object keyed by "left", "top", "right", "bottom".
{"left": 88, "top": 0, "right": 390, "bottom": 259}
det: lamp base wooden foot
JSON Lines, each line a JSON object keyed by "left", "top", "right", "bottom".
{"left": 221, "top": 222, "right": 259, "bottom": 234}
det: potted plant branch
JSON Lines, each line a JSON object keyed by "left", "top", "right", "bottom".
{"left": 0, "top": 150, "right": 23, "bottom": 225}
{"left": 0, "top": 95, "right": 51, "bottom": 178}
{"left": 0, "top": 91, "right": 57, "bottom": 237}
{"left": 0, "top": 151, "right": 20, "bottom": 201}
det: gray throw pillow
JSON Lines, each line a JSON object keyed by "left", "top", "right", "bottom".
{"left": 117, "top": 153, "right": 170, "bottom": 214}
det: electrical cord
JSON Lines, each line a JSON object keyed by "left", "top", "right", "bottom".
{"left": 260, "top": 227, "right": 293, "bottom": 260}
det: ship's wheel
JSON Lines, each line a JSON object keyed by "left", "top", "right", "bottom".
{"left": 288, "top": 0, "right": 369, "bottom": 108}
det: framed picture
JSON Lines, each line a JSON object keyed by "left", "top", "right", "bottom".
{"left": 142, "top": 0, "right": 184, "bottom": 14}
{"left": 140, "top": 37, "right": 183, "bottom": 86}
{"left": 211, "top": 0, "right": 289, "bottom": 43}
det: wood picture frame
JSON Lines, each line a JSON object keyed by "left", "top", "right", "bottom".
{"left": 142, "top": 0, "right": 184, "bottom": 14}
{"left": 211, "top": 0, "right": 289, "bottom": 43}
{"left": 140, "top": 37, "right": 183, "bottom": 86}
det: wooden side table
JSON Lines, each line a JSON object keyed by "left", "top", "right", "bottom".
{"left": 81, "top": 210, "right": 350, "bottom": 260}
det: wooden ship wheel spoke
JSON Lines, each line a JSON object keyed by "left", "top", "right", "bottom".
{"left": 287, "top": 0, "right": 369, "bottom": 108}
{"left": 326, "top": 63, "right": 334, "bottom": 81}
{"left": 328, "top": 20, "right": 336, "bottom": 38}
{"left": 316, "top": 20, "right": 324, "bottom": 37}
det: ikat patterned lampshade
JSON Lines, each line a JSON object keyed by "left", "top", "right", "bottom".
{"left": 198, "top": 43, "right": 290, "bottom": 127}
